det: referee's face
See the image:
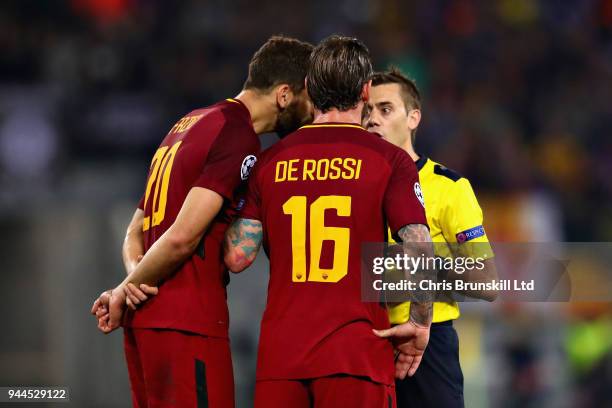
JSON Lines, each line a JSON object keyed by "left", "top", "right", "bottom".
{"left": 364, "top": 83, "right": 411, "bottom": 149}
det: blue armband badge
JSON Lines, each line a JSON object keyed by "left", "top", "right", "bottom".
{"left": 456, "top": 225, "right": 485, "bottom": 243}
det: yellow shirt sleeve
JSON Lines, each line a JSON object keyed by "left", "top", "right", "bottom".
{"left": 440, "top": 178, "right": 493, "bottom": 259}
{"left": 388, "top": 175, "right": 493, "bottom": 324}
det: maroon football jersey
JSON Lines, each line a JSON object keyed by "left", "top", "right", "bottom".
{"left": 240, "top": 123, "right": 427, "bottom": 385}
{"left": 124, "top": 98, "right": 260, "bottom": 338}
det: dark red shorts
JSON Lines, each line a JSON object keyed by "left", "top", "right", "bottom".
{"left": 254, "top": 375, "right": 396, "bottom": 408}
{"left": 123, "top": 328, "right": 234, "bottom": 408}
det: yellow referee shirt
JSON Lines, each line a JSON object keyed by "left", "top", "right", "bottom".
{"left": 388, "top": 156, "right": 492, "bottom": 324}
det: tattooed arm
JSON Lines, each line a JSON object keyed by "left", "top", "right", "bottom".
{"left": 374, "top": 223, "right": 434, "bottom": 379}
{"left": 398, "top": 224, "right": 435, "bottom": 327}
{"left": 224, "top": 218, "right": 263, "bottom": 273}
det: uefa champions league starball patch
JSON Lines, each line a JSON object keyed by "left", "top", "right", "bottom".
{"left": 241, "top": 155, "right": 257, "bottom": 180}
{"left": 414, "top": 182, "right": 425, "bottom": 207}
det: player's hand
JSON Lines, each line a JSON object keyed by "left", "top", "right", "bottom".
{"left": 91, "top": 290, "right": 111, "bottom": 331}
{"left": 124, "top": 283, "right": 159, "bottom": 310}
{"left": 95, "top": 286, "right": 127, "bottom": 334}
{"left": 373, "top": 321, "right": 430, "bottom": 379}
{"left": 91, "top": 289, "right": 111, "bottom": 317}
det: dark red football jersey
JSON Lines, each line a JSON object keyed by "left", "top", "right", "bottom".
{"left": 124, "top": 98, "right": 260, "bottom": 338}
{"left": 240, "top": 123, "right": 427, "bottom": 385}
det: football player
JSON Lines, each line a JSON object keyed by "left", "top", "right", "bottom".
{"left": 90, "top": 36, "right": 313, "bottom": 407}
{"left": 224, "top": 36, "right": 435, "bottom": 408}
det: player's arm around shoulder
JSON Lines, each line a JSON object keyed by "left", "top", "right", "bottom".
{"left": 443, "top": 175, "right": 498, "bottom": 301}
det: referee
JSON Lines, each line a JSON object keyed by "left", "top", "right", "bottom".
{"left": 364, "top": 68, "right": 498, "bottom": 408}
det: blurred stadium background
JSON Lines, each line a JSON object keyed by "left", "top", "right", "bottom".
{"left": 0, "top": 0, "right": 611, "bottom": 406}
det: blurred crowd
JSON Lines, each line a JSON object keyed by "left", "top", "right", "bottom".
{"left": 1, "top": 0, "right": 612, "bottom": 239}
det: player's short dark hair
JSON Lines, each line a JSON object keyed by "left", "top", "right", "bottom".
{"left": 243, "top": 36, "right": 314, "bottom": 93}
{"left": 371, "top": 67, "right": 421, "bottom": 112}
{"left": 371, "top": 67, "right": 422, "bottom": 143}
{"left": 307, "top": 35, "right": 373, "bottom": 113}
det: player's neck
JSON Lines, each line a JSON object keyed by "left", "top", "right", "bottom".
{"left": 234, "top": 90, "right": 277, "bottom": 135}
{"left": 312, "top": 107, "right": 363, "bottom": 126}
{"left": 402, "top": 143, "right": 419, "bottom": 162}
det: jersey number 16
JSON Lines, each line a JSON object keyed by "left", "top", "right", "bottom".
{"left": 283, "top": 195, "right": 351, "bottom": 283}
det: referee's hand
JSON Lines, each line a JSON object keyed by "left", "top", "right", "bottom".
{"left": 373, "top": 321, "right": 430, "bottom": 379}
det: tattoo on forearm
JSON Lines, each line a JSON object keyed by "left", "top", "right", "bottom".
{"left": 409, "top": 300, "right": 433, "bottom": 326}
{"left": 225, "top": 218, "right": 263, "bottom": 270}
{"left": 397, "top": 224, "right": 431, "bottom": 244}
{"left": 398, "top": 224, "right": 434, "bottom": 326}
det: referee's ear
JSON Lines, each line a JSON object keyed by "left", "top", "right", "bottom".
{"left": 407, "top": 108, "right": 421, "bottom": 134}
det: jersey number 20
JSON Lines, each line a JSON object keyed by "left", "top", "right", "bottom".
{"left": 283, "top": 195, "right": 351, "bottom": 283}
{"left": 142, "top": 141, "right": 182, "bottom": 231}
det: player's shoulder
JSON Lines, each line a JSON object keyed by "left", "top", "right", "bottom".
{"left": 294, "top": 124, "right": 409, "bottom": 162}
{"left": 363, "top": 132, "right": 419, "bottom": 171}
{"left": 186, "top": 99, "right": 255, "bottom": 141}
{"left": 255, "top": 124, "right": 408, "bottom": 167}
{"left": 206, "top": 98, "right": 252, "bottom": 128}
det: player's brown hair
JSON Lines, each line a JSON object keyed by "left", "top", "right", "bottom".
{"left": 307, "top": 35, "right": 373, "bottom": 112}
{"left": 243, "top": 36, "right": 314, "bottom": 93}
{"left": 371, "top": 67, "right": 422, "bottom": 143}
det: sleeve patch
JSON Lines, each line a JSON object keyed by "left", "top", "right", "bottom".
{"left": 456, "top": 225, "right": 485, "bottom": 243}
{"left": 414, "top": 182, "right": 425, "bottom": 208}
{"left": 241, "top": 155, "right": 257, "bottom": 180}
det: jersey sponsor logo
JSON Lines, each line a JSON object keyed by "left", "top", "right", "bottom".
{"left": 414, "top": 182, "right": 425, "bottom": 207}
{"left": 456, "top": 225, "right": 485, "bottom": 243}
{"left": 241, "top": 155, "right": 257, "bottom": 180}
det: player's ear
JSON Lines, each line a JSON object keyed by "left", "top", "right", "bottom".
{"left": 407, "top": 108, "right": 421, "bottom": 132}
{"left": 361, "top": 80, "right": 372, "bottom": 104}
{"left": 275, "top": 84, "right": 292, "bottom": 109}
{"left": 361, "top": 103, "right": 372, "bottom": 127}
